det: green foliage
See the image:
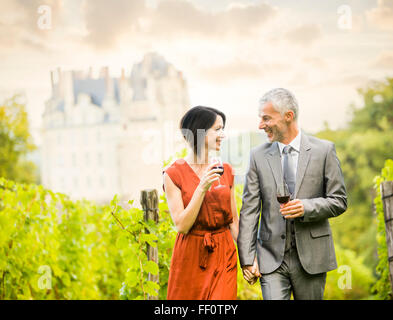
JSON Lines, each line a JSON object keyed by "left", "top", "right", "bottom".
{"left": 325, "top": 245, "right": 375, "bottom": 300}
{"left": 234, "top": 184, "right": 262, "bottom": 300}
{"left": 350, "top": 78, "right": 393, "bottom": 132}
{"left": 163, "top": 148, "right": 188, "bottom": 168}
{"left": 316, "top": 78, "right": 393, "bottom": 274}
{"left": 110, "top": 194, "right": 155, "bottom": 300}
{"left": 0, "top": 177, "right": 177, "bottom": 300}
{"left": 372, "top": 159, "right": 393, "bottom": 300}
{"left": 0, "top": 177, "right": 122, "bottom": 299}
{"left": 113, "top": 193, "right": 177, "bottom": 300}
{"left": 155, "top": 194, "right": 177, "bottom": 298}
{"left": 0, "top": 95, "right": 38, "bottom": 184}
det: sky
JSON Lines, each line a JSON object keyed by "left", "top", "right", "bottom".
{"left": 1, "top": 0, "right": 393, "bottom": 145}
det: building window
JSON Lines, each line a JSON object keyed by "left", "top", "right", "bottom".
{"left": 98, "top": 153, "right": 102, "bottom": 165}
{"left": 86, "top": 176, "right": 91, "bottom": 188}
{"left": 85, "top": 153, "right": 89, "bottom": 166}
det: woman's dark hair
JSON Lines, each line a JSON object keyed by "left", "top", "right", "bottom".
{"left": 180, "top": 106, "right": 226, "bottom": 156}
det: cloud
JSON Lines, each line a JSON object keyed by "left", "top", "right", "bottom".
{"left": 82, "top": 0, "right": 277, "bottom": 47}
{"left": 302, "top": 56, "right": 327, "bottom": 69}
{"left": 217, "top": 2, "right": 278, "bottom": 36}
{"left": 199, "top": 59, "right": 289, "bottom": 83}
{"left": 1, "top": 0, "right": 278, "bottom": 51}
{"left": 146, "top": 0, "right": 213, "bottom": 38}
{"left": 366, "top": 0, "right": 393, "bottom": 31}
{"left": 284, "top": 23, "right": 322, "bottom": 46}
{"left": 83, "top": 0, "right": 146, "bottom": 49}
{"left": 351, "top": 13, "right": 366, "bottom": 32}
{"left": 147, "top": 0, "right": 277, "bottom": 39}
{"left": 0, "top": 0, "right": 65, "bottom": 51}
{"left": 317, "top": 74, "right": 371, "bottom": 88}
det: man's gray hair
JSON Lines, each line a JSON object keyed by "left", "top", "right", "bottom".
{"left": 259, "top": 88, "right": 299, "bottom": 121}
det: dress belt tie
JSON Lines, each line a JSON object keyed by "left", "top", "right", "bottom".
{"left": 189, "top": 226, "right": 229, "bottom": 270}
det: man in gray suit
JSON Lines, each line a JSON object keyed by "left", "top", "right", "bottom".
{"left": 237, "top": 88, "right": 347, "bottom": 300}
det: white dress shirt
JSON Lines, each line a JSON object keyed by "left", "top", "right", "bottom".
{"left": 277, "top": 131, "right": 301, "bottom": 180}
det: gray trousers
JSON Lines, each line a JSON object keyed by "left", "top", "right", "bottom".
{"left": 260, "top": 248, "right": 327, "bottom": 300}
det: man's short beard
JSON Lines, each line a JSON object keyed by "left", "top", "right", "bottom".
{"left": 272, "top": 126, "right": 285, "bottom": 142}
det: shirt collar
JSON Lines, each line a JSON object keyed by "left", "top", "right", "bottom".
{"left": 277, "top": 130, "right": 301, "bottom": 155}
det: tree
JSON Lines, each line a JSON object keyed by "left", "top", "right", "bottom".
{"left": 0, "top": 95, "right": 38, "bottom": 184}
{"left": 373, "top": 159, "right": 393, "bottom": 299}
{"left": 316, "top": 77, "right": 393, "bottom": 272}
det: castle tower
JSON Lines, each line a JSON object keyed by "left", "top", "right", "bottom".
{"left": 41, "top": 53, "right": 190, "bottom": 204}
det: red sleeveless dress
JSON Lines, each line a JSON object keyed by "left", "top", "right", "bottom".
{"left": 163, "top": 159, "right": 237, "bottom": 300}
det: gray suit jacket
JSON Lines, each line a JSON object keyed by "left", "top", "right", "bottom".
{"left": 237, "top": 132, "right": 347, "bottom": 275}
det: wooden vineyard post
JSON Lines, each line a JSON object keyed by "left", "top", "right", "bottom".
{"left": 140, "top": 189, "right": 159, "bottom": 300}
{"left": 381, "top": 181, "right": 393, "bottom": 293}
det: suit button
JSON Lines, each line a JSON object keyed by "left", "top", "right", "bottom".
{"left": 281, "top": 234, "right": 285, "bottom": 239}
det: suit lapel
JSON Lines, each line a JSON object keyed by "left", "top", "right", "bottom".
{"left": 266, "top": 142, "right": 283, "bottom": 187}
{"left": 294, "top": 133, "right": 311, "bottom": 198}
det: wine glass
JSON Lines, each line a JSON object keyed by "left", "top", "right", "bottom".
{"left": 276, "top": 182, "right": 291, "bottom": 204}
{"left": 209, "top": 156, "right": 225, "bottom": 189}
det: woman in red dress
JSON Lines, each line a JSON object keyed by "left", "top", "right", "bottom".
{"left": 163, "top": 106, "right": 239, "bottom": 300}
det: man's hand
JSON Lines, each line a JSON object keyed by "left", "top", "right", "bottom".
{"left": 280, "top": 199, "right": 304, "bottom": 219}
{"left": 242, "top": 257, "right": 261, "bottom": 285}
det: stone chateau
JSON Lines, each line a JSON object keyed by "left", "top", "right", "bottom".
{"left": 41, "top": 52, "right": 190, "bottom": 204}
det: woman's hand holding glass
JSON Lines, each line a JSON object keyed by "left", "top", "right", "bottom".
{"left": 198, "top": 162, "right": 224, "bottom": 193}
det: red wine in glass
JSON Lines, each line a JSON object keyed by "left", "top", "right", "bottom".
{"left": 277, "top": 183, "right": 290, "bottom": 204}
{"left": 277, "top": 195, "right": 290, "bottom": 204}
{"left": 209, "top": 156, "right": 225, "bottom": 189}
